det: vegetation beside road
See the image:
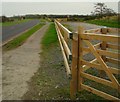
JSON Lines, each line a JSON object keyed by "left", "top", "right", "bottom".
{"left": 84, "top": 15, "right": 119, "bottom": 28}
{"left": 1, "top": 19, "right": 31, "bottom": 26}
{"left": 41, "top": 23, "right": 58, "bottom": 47}
{"left": 3, "top": 22, "right": 45, "bottom": 51}
{"left": 86, "top": 19, "right": 119, "bottom": 28}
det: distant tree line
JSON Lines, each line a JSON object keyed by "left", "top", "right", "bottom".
{"left": 0, "top": 15, "right": 25, "bottom": 23}
{"left": 0, "top": 16, "right": 14, "bottom": 22}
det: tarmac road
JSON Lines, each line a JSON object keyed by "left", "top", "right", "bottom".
{"left": 2, "top": 19, "right": 40, "bottom": 43}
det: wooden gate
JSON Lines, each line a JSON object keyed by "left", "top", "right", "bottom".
{"left": 55, "top": 19, "right": 120, "bottom": 101}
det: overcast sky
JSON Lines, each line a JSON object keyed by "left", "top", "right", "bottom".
{"left": 1, "top": 2, "right": 119, "bottom": 17}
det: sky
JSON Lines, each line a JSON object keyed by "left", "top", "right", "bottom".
{"left": 1, "top": 1, "right": 119, "bottom": 17}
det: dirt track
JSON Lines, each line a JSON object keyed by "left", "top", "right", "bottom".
{"left": 2, "top": 23, "right": 49, "bottom": 100}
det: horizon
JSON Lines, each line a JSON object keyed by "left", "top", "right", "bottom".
{"left": 2, "top": 14, "right": 105, "bottom": 18}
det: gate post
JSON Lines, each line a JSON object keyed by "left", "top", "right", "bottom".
{"left": 99, "top": 27, "right": 108, "bottom": 78}
{"left": 70, "top": 33, "right": 78, "bottom": 99}
{"left": 70, "top": 26, "right": 84, "bottom": 99}
{"left": 78, "top": 27, "right": 84, "bottom": 91}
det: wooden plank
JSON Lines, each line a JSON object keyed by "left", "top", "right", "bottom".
{"left": 82, "top": 59, "right": 100, "bottom": 69}
{"left": 56, "top": 20, "right": 72, "bottom": 34}
{"left": 97, "top": 49, "right": 120, "bottom": 59}
{"left": 82, "top": 43, "right": 101, "bottom": 56}
{"left": 83, "top": 40, "right": 120, "bottom": 89}
{"left": 82, "top": 47, "right": 90, "bottom": 52}
{"left": 83, "top": 43, "right": 101, "bottom": 50}
{"left": 81, "top": 33, "right": 119, "bottom": 43}
{"left": 56, "top": 20, "right": 72, "bottom": 38}
{"left": 57, "top": 27, "right": 72, "bottom": 60}
{"left": 94, "top": 43, "right": 101, "bottom": 49}
{"left": 109, "top": 67, "right": 120, "bottom": 75}
{"left": 82, "top": 58, "right": 98, "bottom": 71}
{"left": 108, "top": 28, "right": 119, "bottom": 33}
{"left": 81, "top": 60, "right": 120, "bottom": 74}
{"left": 81, "top": 84, "right": 120, "bottom": 100}
{"left": 55, "top": 22, "right": 71, "bottom": 76}
{"left": 107, "top": 43, "right": 120, "bottom": 50}
{"left": 80, "top": 72, "right": 118, "bottom": 89}
{"left": 82, "top": 47, "right": 120, "bottom": 59}
{"left": 55, "top": 21, "right": 72, "bottom": 60}
{"left": 106, "top": 57, "right": 120, "bottom": 65}
{"left": 55, "top": 20, "right": 73, "bottom": 44}
{"left": 84, "top": 28, "right": 101, "bottom": 33}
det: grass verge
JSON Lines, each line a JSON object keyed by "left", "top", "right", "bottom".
{"left": 3, "top": 23, "right": 45, "bottom": 51}
{"left": 41, "top": 23, "right": 58, "bottom": 47}
{"left": 86, "top": 19, "right": 120, "bottom": 28}
{"left": 1, "top": 19, "right": 31, "bottom": 27}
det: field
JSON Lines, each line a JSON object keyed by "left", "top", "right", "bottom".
{"left": 86, "top": 16, "right": 119, "bottom": 28}
{"left": 86, "top": 19, "right": 119, "bottom": 28}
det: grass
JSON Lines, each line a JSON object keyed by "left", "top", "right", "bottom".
{"left": 1, "top": 19, "right": 31, "bottom": 27}
{"left": 3, "top": 22, "right": 45, "bottom": 51}
{"left": 86, "top": 19, "right": 120, "bottom": 28}
{"left": 41, "top": 23, "right": 58, "bottom": 47}
{"left": 40, "top": 19, "right": 48, "bottom": 22}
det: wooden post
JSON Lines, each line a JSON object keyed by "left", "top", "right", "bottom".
{"left": 70, "top": 33, "right": 78, "bottom": 99}
{"left": 78, "top": 26, "right": 84, "bottom": 91}
{"left": 100, "top": 28, "right": 108, "bottom": 78}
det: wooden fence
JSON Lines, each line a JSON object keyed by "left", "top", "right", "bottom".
{"left": 54, "top": 19, "right": 120, "bottom": 101}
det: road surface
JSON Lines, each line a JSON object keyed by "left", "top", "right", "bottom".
{"left": 62, "top": 21, "right": 102, "bottom": 32}
{"left": 2, "top": 19, "right": 40, "bottom": 43}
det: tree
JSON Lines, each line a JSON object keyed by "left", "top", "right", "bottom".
{"left": 104, "top": 8, "right": 116, "bottom": 16}
{"left": 91, "top": 3, "right": 116, "bottom": 18}
{"left": 94, "top": 3, "right": 106, "bottom": 16}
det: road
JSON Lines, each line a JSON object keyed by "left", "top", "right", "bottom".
{"left": 62, "top": 21, "right": 102, "bottom": 32}
{"left": 2, "top": 19, "right": 40, "bottom": 43}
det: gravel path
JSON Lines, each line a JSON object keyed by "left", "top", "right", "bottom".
{"left": 2, "top": 23, "right": 49, "bottom": 100}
